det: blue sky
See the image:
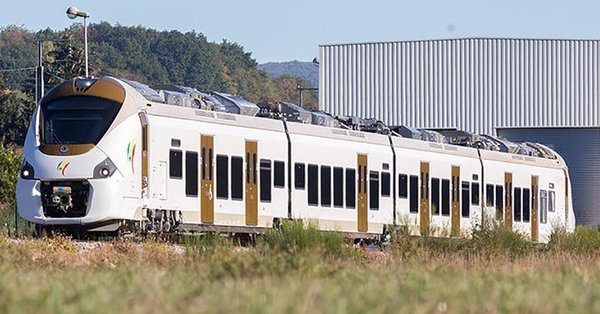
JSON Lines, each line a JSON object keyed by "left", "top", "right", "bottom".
{"left": 2, "top": 0, "right": 599, "bottom": 63}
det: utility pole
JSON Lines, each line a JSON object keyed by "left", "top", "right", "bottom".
{"left": 35, "top": 40, "right": 44, "bottom": 104}
{"left": 296, "top": 84, "right": 318, "bottom": 109}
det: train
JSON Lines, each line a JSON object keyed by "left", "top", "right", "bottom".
{"left": 16, "top": 76, "right": 576, "bottom": 242}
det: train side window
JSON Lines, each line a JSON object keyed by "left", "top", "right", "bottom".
{"left": 409, "top": 175, "right": 418, "bottom": 213}
{"left": 231, "top": 156, "right": 243, "bottom": 200}
{"left": 169, "top": 149, "right": 183, "bottom": 179}
{"left": 216, "top": 155, "right": 228, "bottom": 199}
{"left": 260, "top": 159, "right": 272, "bottom": 202}
{"left": 486, "top": 184, "right": 494, "bottom": 207}
{"left": 321, "top": 166, "right": 332, "bottom": 207}
{"left": 514, "top": 188, "right": 522, "bottom": 222}
{"left": 441, "top": 179, "right": 450, "bottom": 216}
{"left": 540, "top": 189, "right": 548, "bottom": 224}
{"left": 358, "top": 166, "right": 363, "bottom": 193}
{"left": 549, "top": 191, "right": 556, "bottom": 212}
{"left": 333, "top": 167, "right": 344, "bottom": 207}
{"left": 495, "top": 185, "right": 504, "bottom": 220}
{"left": 274, "top": 161, "right": 285, "bottom": 188}
{"left": 346, "top": 169, "right": 356, "bottom": 209}
{"left": 461, "top": 181, "right": 470, "bottom": 218}
{"left": 208, "top": 148, "right": 213, "bottom": 180}
{"left": 294, "top": 163, "right": 305, "bottom": 189}
{"left": 185, "top": 151, "right": 198, "bottom": 196}
{"left": 381, "top": 172, "right": 391, "bottom": 197}
{"left": 522, "top": 188, "right": 530, "bottom": 222}
{"left": 246, "top": 153, "right": 250, "bottom": 184}
{"left": 369, "top": 171, "right": 379, "bottom": 210}
{"left": 399, "top": 174, "right": 408, "bottom": 198}
{"left": 307, "top": 164, "right": 318, "bottom": 206}
{"left": 252, "top": 153, "right": 257, "bottom": 185}
{"left": 431, "top": 177, "right": 440, "bottom": 215}
{"left": 471, "top": 182, "right": 480, "bottom": 205}
{"left": 363, "top": 166, "right": 368, "bottom": 194}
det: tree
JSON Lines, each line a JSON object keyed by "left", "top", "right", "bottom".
{"left": 45, "top": 30, "right": 87, "bottom": 84}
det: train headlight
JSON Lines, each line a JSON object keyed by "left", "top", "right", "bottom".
{"left": 93, "top": 158, "right": 117, "bottom": 179}
{"left": 20, "top": 161, "right": 35, "bottom": 180}
{"left": 100, "top": 168, "right": 110, "bottom": 177}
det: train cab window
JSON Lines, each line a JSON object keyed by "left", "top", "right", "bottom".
{"left": 431, "top": 178, "right": 440, "bottom": 215}
{"left": 461, "top": 181, "right": 470, "bottom": 218}
{"left": 307, "top": 164, "right": 318, "bottom": 206}
{"left": 409, "top": 175, "right": 418, "bottom": 213}
{"left": 399, "top": 174, "right": 408, "bottom": 198}
{"left": 369, "top": 171, "right": 379, "bottom": 210}
{"left": 346, "top": 169, "right": 356, "bottom": 209}
{"left": 471, "top": 182, "right": 480, "bottom": 205}
{"left": 169, "top": 149, "right": 183, "bottom": 179}
{"left": 260, "top": 159, "right": 272, "bottom": 202}
{"left": 486, "top": 184, "right": 494, "bottom": 207}
{"left": 441, "top": 179, "right": 450, "bottom": 216}
{"left": 185, "top": 151, "right": 198, "bottom": 196}
{"left": 495, "top": 185, "right": 504, "bottom": 220}
{"left": 333, "top": 167, "right": 344, "bottom": 207}
{"left": 522, "top": 188, "right": 530, "bottom": 222}
{"left": 514, "top": 188, "right": 522, "bottom": 222}
{"left": 294, "top": 163, "right": 305, "bottom": 189}
{"left": 274, "top": 161, "right": 285, "bottom": 188}
{"left": 540, "top": 190, "right": 548, "bottom": 224}
{"left": 549, "top": 191, "right": 556, "bottom": 212}
{"left": 231, "top": 156, "right": 243, "bottom": 200}
{"left": 216, "top": 155, "right": 228, "bottom": 199}
{"left": 321, "top": 166, "right": 331, "bottom": 206}
{"left": 381, "top": 172, "right": 391, "bottom": 197}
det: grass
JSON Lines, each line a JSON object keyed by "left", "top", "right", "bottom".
{"left": 1, "top": 221, "right": 600, "bottom": 313}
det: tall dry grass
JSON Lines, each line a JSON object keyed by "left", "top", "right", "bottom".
{"left": 1, "top": 222, "right": 600, "bottom": 312}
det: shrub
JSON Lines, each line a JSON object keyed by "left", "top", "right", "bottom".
{"left": 548, "top": 226, "right": 600, "bottom": 254}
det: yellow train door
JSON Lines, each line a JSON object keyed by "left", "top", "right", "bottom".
{"left": 245, "top": 141, "right": 258, "bottom": 225}
{"left": 420, "top": 162, "right": 430, "bottom": 235}
{"left": 531, "top": 176, "right": 539, "bottom": 242}
{"left": 357, "top": 154, "right": 368, "bottom": 232}
{"left": 504, "top": 172, "right": 513, "bottom": 230}
{"left": 451, "top": 166, "right": 460, "bottom": 237}
{"left": 201, "top": 135, "right": 214, "bottom": 223}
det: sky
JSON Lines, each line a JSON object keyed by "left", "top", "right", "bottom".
{"left": 2, "top": 0, "right": 600, "bottom": 63}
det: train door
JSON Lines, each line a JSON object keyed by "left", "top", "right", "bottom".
{"left": 451, "top": 166, "right": 460, "bottom": 236}
{"left": 139, "top": 113, "right": 149, "bottom": 198}
{"left": 531, "top": 176, "right": 539, "bottom": 242}
{"left": 357, "top": 154, "right": 368, "bottom": 232}
{"left": 245, "top": 141, "right": 258, "bottom": 225}
{"left": 420, "top": 162, "right": 430, "bottom": 235}
{"left": 504, "top": 173, "right": 513, "bottom": 230}
{"left": 201, "top": 135, "right": 214, "bottom": 223}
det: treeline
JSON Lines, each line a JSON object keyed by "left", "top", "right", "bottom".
{"left": 0, "top": 23, "right": 317, "bottom": 146}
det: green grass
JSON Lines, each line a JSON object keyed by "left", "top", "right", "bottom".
{"left": 1, "top": 221, "right": 600, "bottom": 313}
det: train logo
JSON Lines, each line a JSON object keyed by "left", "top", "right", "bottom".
{"left": 56, "top": 160, "right": 71, "bottom": 176}
{"left": 127, "top": 139, "right": 136, "bottom": 174}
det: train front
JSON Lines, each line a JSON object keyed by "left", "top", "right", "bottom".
{"left": 16, "top": 77, "right": 143, "bottom": 232}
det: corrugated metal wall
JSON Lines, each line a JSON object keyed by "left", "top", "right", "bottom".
{"left": 319, "top": 38, "right": 600, "bottom": 135}
{"left": 498, "top": 128, "right": 600, "bottom": 227}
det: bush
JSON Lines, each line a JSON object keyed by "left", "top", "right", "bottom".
{"left": 468, "top": 220, "right": 532, "bottom": 259}
{"left": 548, "top": 226, "right": 600, "bottom": 254}
{"left": 0, "top": 145, "right": 21, "bottom": 208}
{"left": 260, "top": 220, "right": 350, "bottom": 259}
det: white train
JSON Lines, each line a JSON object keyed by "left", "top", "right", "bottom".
{"left": 16, "top": 77, "right": 576, "bottom": 242}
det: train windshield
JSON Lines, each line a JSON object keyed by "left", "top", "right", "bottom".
{"left": 41, "top": 96, "right": 121, "bottom": 145}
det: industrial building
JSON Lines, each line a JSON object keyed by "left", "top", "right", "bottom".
{"left": 318, "top": 38, "right": 600, "bottom": 226}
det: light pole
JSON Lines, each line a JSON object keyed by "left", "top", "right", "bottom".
{"left": 66, "top": 6, "right": 90, "bottom": 77}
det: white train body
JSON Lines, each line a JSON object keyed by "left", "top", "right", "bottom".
{"left": 16, "top": 77, "right": 576, "bottom": 241}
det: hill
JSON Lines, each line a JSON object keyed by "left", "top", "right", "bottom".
{"left": 259, "top": 60, "right": 318, "bottom": 88}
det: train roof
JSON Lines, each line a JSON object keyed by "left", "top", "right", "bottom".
{"left": 120, "top": 78, "right": 560, "bottom": 162}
